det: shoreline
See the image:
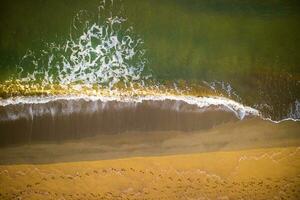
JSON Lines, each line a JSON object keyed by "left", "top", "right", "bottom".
{"left": 1, "top": 118, "right": 299, "bottom": 165}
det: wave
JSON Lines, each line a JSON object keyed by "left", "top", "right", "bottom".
{"left": 0, "top": 94, "right": 259, "bottom": 146}
{"left": 0, "top": 93, "right": 299, "bottom": 147}
{"left": 1, "top": 93, "right": 299, "bottom": 122}
{"left": 0, "top": 94, "right": 259, "bottom": 120}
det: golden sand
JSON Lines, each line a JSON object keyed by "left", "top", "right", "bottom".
{"left": 0, "top": 146, "right": 299, "bottom": 200}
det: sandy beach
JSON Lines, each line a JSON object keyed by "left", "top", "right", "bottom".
{"left": 0, "top": 118, "right": 300, "bottom": 199}
{"left": 0, "top": 146, "right": 299, "bottom": 200}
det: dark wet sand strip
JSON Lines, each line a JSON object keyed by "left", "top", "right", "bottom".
{"left": 1, "top": 118, "right": 299, "bottom": 164}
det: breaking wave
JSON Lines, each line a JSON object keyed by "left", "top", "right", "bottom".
{"left": 1, "top": 93, "right": 299, "bottom": 146}
{"left": 0, "top": 94, "right": 258, "bottom": 146}
{"left": 0, "top": 95, "right": 259, "bottom": 121}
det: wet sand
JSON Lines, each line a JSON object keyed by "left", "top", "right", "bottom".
{"left": 0, "top": 118, "right": 299, "bottom": 164}
{"left": 0, "top": 146, "right": 299, "bottom": 200}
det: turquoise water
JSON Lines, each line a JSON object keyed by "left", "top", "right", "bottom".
{"left": 0, "top": 0, "right": 299, "bottom": 120}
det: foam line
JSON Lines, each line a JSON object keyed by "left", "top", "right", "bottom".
{"left": 0, "top": 94, "right": 259, "bottom": 120}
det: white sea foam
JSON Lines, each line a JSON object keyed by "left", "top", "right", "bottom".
{"left": 1, "top": 94, "right": 299, "bottom": 123}
{"left": 0, "top": 94, "right": 259, "bottom": 121}
{"left": 203, "top": 80, "right": 242, "bottom": 101}
{"left": 16, "top": 8, "right": 150, "bottom": 89}
{"left": 287, "top": 100, "right": 300, "bottom": 119}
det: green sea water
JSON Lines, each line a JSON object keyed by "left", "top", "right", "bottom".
{"left": 0, "top": 0, "right": 299, "bottom": 119}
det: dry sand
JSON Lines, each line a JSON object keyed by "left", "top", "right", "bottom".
{"left": 0, "top": 146, "right": 299, "bottom": 200}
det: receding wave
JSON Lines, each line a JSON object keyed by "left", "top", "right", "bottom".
{"left": 0, "top": 94, "right": 261, "bottom": 145}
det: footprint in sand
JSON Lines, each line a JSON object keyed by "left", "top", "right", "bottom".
{"left": 130, "top": 168, "right": 135, "bottom": 172}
